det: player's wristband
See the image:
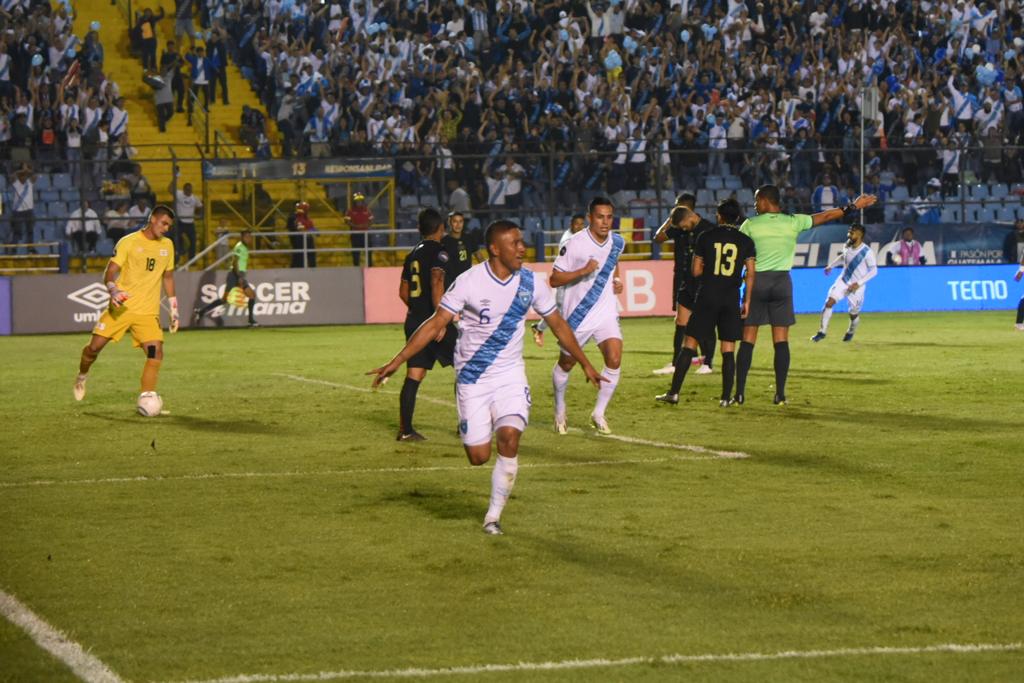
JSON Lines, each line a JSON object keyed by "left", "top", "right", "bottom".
{"left": 841, "top": 203, "right": 858, "bottom": 218}
{"left": 105, "top": 281, "right": 118, "bottom": 293}
{"left": 168, "top": 296, "right": 179, "bottom": 317}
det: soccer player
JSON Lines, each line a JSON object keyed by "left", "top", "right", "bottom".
{"left": 531, "top": 213, "right": 585, "bottom": 346}
{"left": 368, "top": 220, "right": 605, "bottom": 535}
{"left": 73, "top": 205, "right": 179, "bottom": 404}
{"left": 651, "top": 193, "right": 717, "bottom": 376}
{"left": 656, "top": 200, "right": 756, "bottom": 406}
{"left": 1014, "top": 250, "right": 1024, "bottom": 331}
{"left": 395, "top": 208, "right": 458, "bottom": 441}
{"left": 733, "top": 185, "right": 877, "bottom": 405}
{"left": 440, "top": 211, "right": 473, "bottom": 288}
{"left": 549, "top": 197, "right": 624, "bottom": 435}
{"left": 192, "top": 229, "right": 259, "bottom": 327}
{"left": 811, "top": 223, "right": 878, "bottom": 343}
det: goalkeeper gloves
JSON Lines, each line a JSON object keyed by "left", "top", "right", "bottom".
{"left": 106, "top": 281, "right": 129, "bottom": 307}
{"left": 168, "top": 297, "right": 179, "bottom": 333}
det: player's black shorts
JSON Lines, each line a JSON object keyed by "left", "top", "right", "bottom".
{"left": 226, "top": 271, "right": 250, "bottom": 292}
{"left": 687, "top": 292, "right": 743, "bottom": 342}
{"left": 675, "top": 283, "right": 698, "bottom": 311}
{"left": 745, "top": 271, "right": 796, "bottom": 327}
{"left": 404, "top": 318, "right": 456, "bottom": 369}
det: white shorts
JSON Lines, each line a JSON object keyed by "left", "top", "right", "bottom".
{"left": 827, "top": 279, "right": 866, "bottom": 314}
{"left": 456, "top": 378, "right": 532, "bottom": 446}
{"left": 559, "top": 315, "right": 622, "bottom": 355}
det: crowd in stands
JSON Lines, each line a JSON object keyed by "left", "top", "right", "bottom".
{"left": 213, "top": 0, "right": 1024, "bottom": 211}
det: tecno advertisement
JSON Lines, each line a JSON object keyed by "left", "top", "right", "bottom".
{"left": 8, "top": 269, "right": 365, "bottom": 334}
{"left": 362, "top": 261, "right": 678, "bottom": 324}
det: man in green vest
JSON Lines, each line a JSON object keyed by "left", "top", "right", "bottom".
{"left": 734, "top": 185, "right": 876, "bottom": 405}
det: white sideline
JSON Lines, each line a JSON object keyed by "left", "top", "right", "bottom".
{"left": 0, "top": 455, "right": 723, "bottom": 489}
{"left": 167, "top": 642, "right": 1023, "bottom": 683}
{"left": 0, "top": 588, "right": 124, "bottom": 683}
{"left": 279, "top": 373, "right": 752, "bottom": 459}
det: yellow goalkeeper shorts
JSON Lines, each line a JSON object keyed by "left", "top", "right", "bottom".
{"left": 93, "top": 309, "right": 164, "bottom": 347}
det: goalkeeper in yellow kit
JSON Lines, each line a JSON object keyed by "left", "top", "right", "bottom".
{"left": 73, "top": 205, "right": 179, "bottom": 402}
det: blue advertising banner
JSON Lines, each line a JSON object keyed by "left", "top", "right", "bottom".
{"left": 0, "top": 277, "right": 9, "bottom": 335}
{"left": 794, "top": 223, "right": 1015, "bottom": 268}
{"left": 791, "top": 264, "right": 1022, "bottom": 313}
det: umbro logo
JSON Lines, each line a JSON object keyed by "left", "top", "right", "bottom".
{"left": 67, "top": 282, "right": 110, "bottom": 310}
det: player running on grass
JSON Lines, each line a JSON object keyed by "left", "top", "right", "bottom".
{"left": 811, "top": 223, "right": 877, "bottom": 343}
{"left": 549, "top": 197, "right": 624, "bottom": 435}
{"left": 73, "top": 205, "right": 179, "bottom": 405}
{"left": 368, "top": 220, "right": 605, "bottom": 536}
{"left": 656, "top": 200, "right": 756, "bottom": 407}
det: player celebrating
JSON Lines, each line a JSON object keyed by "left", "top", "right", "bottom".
{"left": 811, "top": 223, "right": 878, "bottom": 343}
{"left": 652, "top": 193, "right": 717, "bottom": 376}
{"left": 531, "top": 213, "right": 585, "bottom": 346}
{"left": 193, "top": 229, "right": 259, "bottom": 327}
{"left": 734, "top": 185, "right": 877, "bottom": 405}
{"left": 73, "top": 205, "right": 179, "bottom": 406}
{"left": 656, "top": 200, "right": 756, "bottom": 407}
{"left": 368, "top": 220, "right": 605, "bottom": 535}
{"left": 395, "top": 208, "right": 458, "bottom": 441}
{"left": 550, "top": 197, "right": 624, "bottom": 435}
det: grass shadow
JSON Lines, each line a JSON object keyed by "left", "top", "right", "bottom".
{"left": 382, "top": 486, "right": 482, "bottom": 521}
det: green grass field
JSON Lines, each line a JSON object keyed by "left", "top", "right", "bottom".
{"left": 1, "top": 312, "right": 1022, "bottom": 682}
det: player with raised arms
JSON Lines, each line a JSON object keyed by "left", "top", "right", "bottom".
{"left": 811, "top": 223, "right": 878, "bottom": 343}
{"left": 549, "top": 197, "right": 624, "bottom": 435}
{"left": 734, "top": 185, "right": 876, "bottom": 405}
{"left": 368, "top": 220, "right": 606, "bottom": 536}
{"left": 73, "top": 205, "right": 179, "bottom": 409}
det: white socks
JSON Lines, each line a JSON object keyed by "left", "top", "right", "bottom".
{"left": 552, "top": 363, "right": 570, "bottom": 418}
{"left": 819, "top": 306, "right": 833, "bottom": 333}
{"left": 593, "top": 366, "right": 621, "bottom": 418}
{"left": 484, "top": 454, "right": 518, "bottom": 524}
{"left": 848, "top": 313, "right": 860, "bottom": 333}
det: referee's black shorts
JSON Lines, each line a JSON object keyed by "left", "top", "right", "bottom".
{"left": 404, "top": 318, "right": 456, "bottom": 369}
{"left": 745, "top": 271, "right": 796, "bottom": 327}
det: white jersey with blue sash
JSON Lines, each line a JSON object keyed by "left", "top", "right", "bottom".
{"left": 440, "top": 262, "right": 557, "bottom": 385}
{"left": 837, "top": 243, "right": 878, "bottom": 287}
{"left": 552, "top": 229, "right": 624, "bottom": 331}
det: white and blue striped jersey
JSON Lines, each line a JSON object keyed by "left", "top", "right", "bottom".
{"left": 836, "top": 243, "right": 878, "bottom": 287}
{"left": 440, "top": 262, "right": 557, "bottom": 385}
{"left": 552, "top": 228, "right": 624, "bottom": 331}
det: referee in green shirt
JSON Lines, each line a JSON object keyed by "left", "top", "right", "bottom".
{"left": 193, "top": 229, "right": 259, "bottom": 327}
{"left": 734, "top": 185, "right": 876, "bottom": 405}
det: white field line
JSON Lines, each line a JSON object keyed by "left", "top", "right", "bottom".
{"left": 279, "top": 373, "right": 751, "bottom": 459}
{"left": 0, "top": 588, "right": 124, "bottom": 683}
{"left": 165, "top": 642, "right": 1024, "bottom": 683}
{"left": 0, "top": 456, "right": 722, "bottom": 489}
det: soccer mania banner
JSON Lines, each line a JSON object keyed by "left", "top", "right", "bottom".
{"left": 794, "top": 223, "right": 1014, "bottom": 268}
{"left": 202, "top": 159, "right": 395, "bottom": 180}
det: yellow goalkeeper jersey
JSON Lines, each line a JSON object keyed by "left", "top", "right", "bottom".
{"left": 110, "top": 231, "right": 175, "bottom": 316}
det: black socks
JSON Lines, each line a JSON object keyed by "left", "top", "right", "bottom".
{"left": 399, "top": 377, "right": 421, "bottom": 434}
{"left": 773, "top": 341, "right": 790, "bottom": 399}
{"left": 736, "top": 341, "right": 754, "bottom": 397}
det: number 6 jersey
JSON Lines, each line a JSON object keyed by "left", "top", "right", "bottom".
{"left": 440, "top": 262, "right": 557, "bottom": 385}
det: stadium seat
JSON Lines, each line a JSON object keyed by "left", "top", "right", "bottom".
{"left": 34, "top": 175, "right": 51, "bottom": 191}
{"left": 398, "top": 195, "right": 419, "bottom": 208}
{"left": 891, "top": 186, "right": 910, "bottom": 201}
{"left": 884, "top": 205, "right": 901, "bottom": 222}
{"left": 996, "top": 207, "right": 1017, "bottom": 222}
{"left": 940, "top": 207, "right": 961, "bottom": 223}
{"left": 696, "top": 188, "right": 715, "bottom": 207}
{"left": 705, "top": 176, "right": 724, "bottom": 190}
{"left": 715, "top": 188, "right": 735, "bottom": 202}
{"left": 638, "top": 189, "right": 659, "bottom": 201}
{"left": 736, "top": 188, "right": 754, "bottom": 205}
{"left": 990, "top": 183, "right": 1009, "bottom": 199}
{"left": 724, "top": 176, "right": 743, "bottom": 190}
{"left": 52, "top": 173, "right": 71, "bottom": 188}
{"left": 971, "top": 184, "right": 989, "bottom": 199}
{"left": 978, "top": 205, "right": 999, "bottom": 222}
{"left": 40, "top": 190, "right": 60, "bottom": 203}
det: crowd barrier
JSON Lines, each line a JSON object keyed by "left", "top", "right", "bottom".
{"left": 0, "top": 264, "right": 1020, "bottom": 335}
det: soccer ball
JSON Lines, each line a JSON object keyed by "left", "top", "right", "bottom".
{"left": 137, "top": 391, "right": 163, "bottom": 417}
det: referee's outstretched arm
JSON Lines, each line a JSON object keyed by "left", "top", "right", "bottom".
{"left": 810, "top": 194, "right": 878, "bottom": 227}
